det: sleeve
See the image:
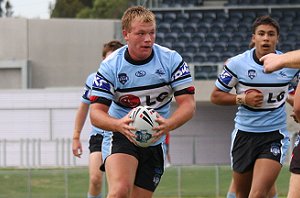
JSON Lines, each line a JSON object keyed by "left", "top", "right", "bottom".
{"left": 215, "top": 60, "right": 239, "bottom": 93}
{"left": 170, "top": 52, "right": 193, "bottom": 92}
{"left": 81, "top": 73, "right": 95, "bottom": 104}
{"left": 91, "top": 62, "right": 115, "bottom": 101}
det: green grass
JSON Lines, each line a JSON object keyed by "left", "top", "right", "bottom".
{"left": 0, "top": 165, "right": 291, "bottom": 198}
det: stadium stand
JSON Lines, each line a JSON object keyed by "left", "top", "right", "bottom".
{"left": 151, "top": 1, "right": 300, "bottom": 80}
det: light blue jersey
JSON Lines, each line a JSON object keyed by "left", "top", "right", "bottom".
{"left": 81, "top": 72, "right": 104, "bottom": 136}
{"left": 92, "top": 44, "right": 193, "bottom": 145}
{"left": 216, "top": 48, "right": 299, "bottom": 133}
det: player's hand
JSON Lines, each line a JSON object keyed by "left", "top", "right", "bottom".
{"left": 245, "top": 89, "right": 264, "bottom": 107}
{"left": 260, "top": 53, "right": 283, "bottom": 73}
{"left": 114, "top": 112, "right": 137, "bottom": 144}
{"left": 152, "top": 113, "right": 170, "bottom": 143}
{"left": 72, "top": 139, "right": 82, "bottom": 158}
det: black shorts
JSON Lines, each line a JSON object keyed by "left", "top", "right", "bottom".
{"left": 290, "top": 132, "right": 300, "bottom": 174}
{"left": 88, "top": 134, "right": 103, "bottom": 153}
{"left": 101, "top": 132, "right": 165, "bottom": 192}
{"left": 231, "top": 129, "right": 288, "bottom": 173}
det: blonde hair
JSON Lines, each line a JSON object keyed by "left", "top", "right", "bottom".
{"left": 121, "top": 6, "right": 156, "bottom": 32}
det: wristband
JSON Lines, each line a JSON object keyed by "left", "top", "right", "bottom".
{"left": 236, "top": 94, "right": 246, "bottom": 105}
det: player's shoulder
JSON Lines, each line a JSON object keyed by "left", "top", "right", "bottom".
{"left": 153, "top": 43, "right": 182, "bottom": 63}
{"left": 85, "top": 72, "right": 97, "bottom": 87}
{"left": 225, "top": 49, "right": 253, "bottom": 70}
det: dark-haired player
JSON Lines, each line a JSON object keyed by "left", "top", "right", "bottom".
{"left": 211, "top": 15, "right": 299, "bottom": 197}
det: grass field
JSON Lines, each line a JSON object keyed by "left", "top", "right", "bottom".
{"left": 0, "top": 165, "right": 291, "bottom": 198}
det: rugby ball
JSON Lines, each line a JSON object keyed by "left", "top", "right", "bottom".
{"left": 129, "top": 106, "right": 159, "bottom": 147}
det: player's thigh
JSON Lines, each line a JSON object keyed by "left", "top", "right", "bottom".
{"left": 105, "top": 153, "right": 138, "bottom": 187}
{"left": 287, "top": 173, "right": 300, "bottom": 198}
{"left": 89, "top": 151, "right": 103, "bottom": 178}
{"left": 132, "top": 185, "right": 153, "bottom": 198}
{"left": 251, "top": 158, "right": 281, "bottom": 192}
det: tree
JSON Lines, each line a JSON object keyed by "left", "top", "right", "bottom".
{"left": 51, "top": 0, "right": 136, "bottom": 19}
{"left": 0, "top": 0, "right": 13, "bottom": 17}
{"left": 5, "top": 0, "right": 13, "bottom": 17}
{"left": 89, "top": 0, "right": 135, "bottom": 19}
{"left": 51, "top": 0, "right": 85, "bottom": 18}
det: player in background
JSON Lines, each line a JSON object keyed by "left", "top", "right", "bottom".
{"left": 210, "top": 15, "right": 299, "bottom": 197}
{"left": 260, "top": 50, "right": 300, "bottom": 198}
{"left": 72, "top": 40, "right": 124, "bottom": 198}
{"left": 90, "top": 6, "right": 195, "bottom": 198}
{"left": 226, "top": 41, "right": 277, "bottom": 198}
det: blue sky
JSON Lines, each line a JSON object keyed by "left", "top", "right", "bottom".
{"left": 9, "top": 0, "right": 55, "bottom": 19}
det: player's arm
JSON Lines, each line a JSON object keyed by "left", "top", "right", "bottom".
{"left": 294, "top": 85, "right": 300, "bottom": 122}
{"left": 153, "top": 87, "right": 195, "bottom": 138}
{"left": 72, "top": 102, "right": 89, "bottom": 158}
{"left": 90, "top": 97, "right": 135, "bottom": 139}
{"left": 211, "top": 86, "right": 263, "bottom": 107}
{"left": 210, "top": 86, "right": 237, "bottom": 105}
{"left": 169, "top": 92, "right": 195, "bottom": 130}
{"left": 261, "top": 50, "right": 300, "bottom": 73}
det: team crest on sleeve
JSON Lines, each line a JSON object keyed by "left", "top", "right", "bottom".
{"left": 248, "top": 69, "right": 256, "bottom": 80}
{"left": 172, "top": 62, "right": 191, "bottom": 81}
{"left": 118, "top": 73, "right": 129, "bottom": 85}
{"left": 219, "top": 70, "right": 233, "bottom": 85}
{"left": 93, "top": 73, "right": 111, "bottom": 91}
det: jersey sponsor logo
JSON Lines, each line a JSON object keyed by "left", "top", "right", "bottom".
{"left": 119, "top": 94, "right": 141, "bottom": 107}
{"left": 278, "top": 71, "right": 288, "bottom": 79}
{"left": 270, "top": 143, "right": 281, "bottom": 156}
{"left": 118, "top": 73, "right": 129, "bottom": 85}
{"left": 172, "top": 62, "right": 190, "bottom": 81}
{"left": 93, "top": 74, "right": 111, "bottom": 91}
{"left": 248, "top": 69, "right": 256, "bottom": 80}
{"left": 155, "top": 68, "right": 166, "bottom": 76}
{"left": 135, "top": 70, "right": 146, "bottom": 77}
{"left": 219, "top": 70, "right": 233, "bottom": 85}
{"left": 119, "top": 91, "right": 170, "bottom": 108}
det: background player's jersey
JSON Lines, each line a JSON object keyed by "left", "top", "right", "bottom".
{"left": 81, "top": 72, "right": 103, "bottom": 136}
{"left": 92, "top": 44, "right": 193, "bottom": 145}
{"left": 215, "top": 48, "right": 299, "bottom": 133}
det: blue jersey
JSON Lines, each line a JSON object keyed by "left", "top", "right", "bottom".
{"left": 92, "top": 44, "right": 193, "bottom": 145}
{"left": 215, "top": 48, "right": 299, "bottom": 133}
{"left": 81, "top": 72, "right": 104, "bottom": 136}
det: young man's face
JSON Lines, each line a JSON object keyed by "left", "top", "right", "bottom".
{"left": 123, "top": 18, "right": 156, "bottom": 61}
{"left": 252, "top": 24, "right": 279, "bottom": 59}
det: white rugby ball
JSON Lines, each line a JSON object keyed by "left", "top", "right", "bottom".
{"left": 129, "top": 106, "right": 159, "bottom": 147}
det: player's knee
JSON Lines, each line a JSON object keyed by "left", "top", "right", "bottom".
{"left": 108, "top": 187, "right": 131, "bottom": 198}
{"left": 90, "top": 174, "right": 102, "bottom": 187}
{"left": 108, "top": 182, "right": 132, "bottom": 198}
{"left": 249, "top": 189, "right": 268, "bottom": 198}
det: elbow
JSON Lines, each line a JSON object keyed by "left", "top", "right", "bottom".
{"left": 210, "top": 92, "right": 218, "bottom": 105}
{"left": 89, "top": 108, "right": 97, "bottom": 127}
{"left": 294, "top": 107, "right": 300, "bottom": 121}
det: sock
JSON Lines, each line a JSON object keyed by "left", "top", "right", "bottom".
{"left": 227, "top": 192, "right": 236, "bottom": 198}
{"left": 87, "top": 192, "right": 102, "bottom": 198}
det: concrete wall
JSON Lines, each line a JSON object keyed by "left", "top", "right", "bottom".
{"left": 0, "top": 18, "right": 120, "bottom": 89}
